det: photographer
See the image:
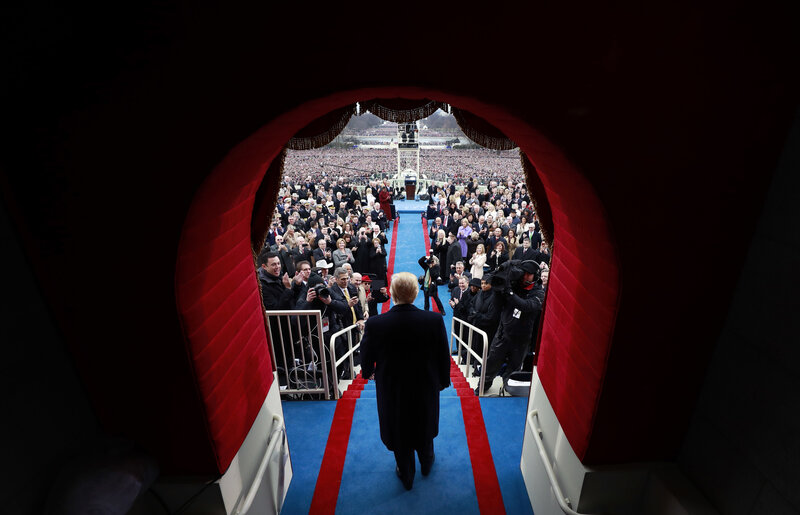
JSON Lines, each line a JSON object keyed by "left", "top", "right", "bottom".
{"left": 292, "top": 235, "right": 314, "bottom": 267}
{"left": 353, "top": 228, "right": 371, "bottom": 274}
{"left": 418, "top": 253, "right": 445, "bottom": 313}
{"left": 477, "top": 260, "right": 545, "bottom": 395}
{"left": 295, "top": 273, "right": 344, "bottom": 373}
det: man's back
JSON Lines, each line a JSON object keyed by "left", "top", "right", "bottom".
{"left": 360, "top": 304, "right": 450, "bottom": 448}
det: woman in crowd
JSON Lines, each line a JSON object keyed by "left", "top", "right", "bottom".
{"left": 418, "top": 253, "right": 445, "bottom": 313}
{"left": 487, "top": 241, "right": 509, "bottom": 272}
{"left": 432, "top": 229, "right": 448, "bottom": 281}
{"left": 369, "top": 237, "right": 388, "bottom": 283}
{"left": 332, "top": 238, "right": 355, "bottom": 269}
{"left": 506, "top": 228, "right": 518, "bottom": 257}
{"left": 466, "top": 231, "right": 482, "bottom": 261}
{"left": 353, "top": 228, "right": 372, "bottom": 274}
{"left": 457, "top": 218, "right": 473, "bottom": 259}
{"left": 378, "top": 186, "right": 392, "bottom": 218}
{"left": 469, "top": 243, "right": 487, "bottom": 279}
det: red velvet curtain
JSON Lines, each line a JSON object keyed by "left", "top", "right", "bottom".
{"left": 520, "top": 151, "right": 553, "bottom": 246}
{"left": 286, "top": 104, "right": 357, "bottom": 150}
{"left": 451, "top": 106, "right": 517, "bottom": 150}
{"left": 251, "top": 148, "right": 286, "bottom": 251}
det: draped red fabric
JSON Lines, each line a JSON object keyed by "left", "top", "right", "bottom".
{"left": 360, "top": 98, "right": 446, "bottom": 122}
{"left": 451, "top": 107, "right": 517, "bottom": 150}
{"left": 175, "top": 87, "right": 619, "bottom": 472}
{"left": 520, "top": 151, "right": 554, "bottom": 245}
{"left": 251, "top": 148, "right": 286, "bottom": 251}
{"left": 287, "top": 104, "right": 357, "bottom": 150}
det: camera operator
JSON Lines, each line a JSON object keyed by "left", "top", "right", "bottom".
{"left": 477, "top": 260, "right": 545, "bottom": 395}
{"left": 295, "top": 273, "right": 342, "bottom": 372}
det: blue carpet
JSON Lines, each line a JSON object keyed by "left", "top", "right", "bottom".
{"left": 281, "top": 213, "right": 533, "bottom": 514}
{"left": 335, "top": 397, "right": 480, "bottom": 514}
{"left": 281, "top": 401, "right": 337, "bottom": 514}
{"left": 394, "top": 199, "right": 431, "bottom": 212}
{"left": 480, "top": 397, "right": 534, "bottom": 514}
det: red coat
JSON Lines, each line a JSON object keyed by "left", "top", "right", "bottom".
{"left": 378, "top": 190, "right": 392, "bottom": 218}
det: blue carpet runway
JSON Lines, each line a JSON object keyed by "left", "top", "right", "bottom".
{"left": 281, "top": 210, "right": 533, "bottom": 514}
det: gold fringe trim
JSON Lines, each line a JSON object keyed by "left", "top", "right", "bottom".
{"left": 452, "top": 107, "right": 517, "bottom": 150}
{"left": 360, "top": 99, "right": 446, "bottom": 122}
{"left": 252, "top": 147, "right": 287, "bottom": 252}
{"left": 287, "top": 105, "right": 356, "bottom": 150}
{"left": 520, "top": 150, "right": 552, "bottom": 248}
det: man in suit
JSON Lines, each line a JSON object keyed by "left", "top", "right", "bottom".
{"left": 329, "top": 267, "right": 365, "bottom": 331}
{"left": 313, "top": 239, "right": 333, "bottom": 266}
{"left": 360, "top": 272, "right": 451, "bottom": 490}
{"left": 513, "top": 237, "right": 538, "bottom": 262}
{"left": 449, "top": 275, "right": 472, "bottom": 322}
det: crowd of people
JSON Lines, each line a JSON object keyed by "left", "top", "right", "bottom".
{"left": 259, "top": 146, "right": 551, "bottom": 393}
{"left": 281, "top": 148, "right": 523, "bottom": 189}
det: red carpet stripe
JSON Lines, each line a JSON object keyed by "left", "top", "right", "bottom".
{"left": 451, "top": 357, "right": 507, "bottom": 514}
{"left": 309, "top": 375, "right": 366, "bottom": 514}
{"left": 381, "top": 215, "right": 399, "bottom": 314}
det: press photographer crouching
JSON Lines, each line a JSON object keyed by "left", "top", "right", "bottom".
{"left": 477, "top": 259, "right": 545, "bottom": 395}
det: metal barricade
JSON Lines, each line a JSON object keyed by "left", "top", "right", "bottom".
{"left": 329, "top": 323, "right": 363, "bottom": 400}
{"left": 450, "top": 317, "right": 489, "bottom": 396}
{"left": 264, "top": 310, "right": 331, "bottom": 400}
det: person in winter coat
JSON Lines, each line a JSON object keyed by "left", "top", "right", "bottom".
{"left": 359, "top": 272, "right": 451, "bottom": 490}
{"left": 418, "top": 253, "right": 445, "bottom": 313}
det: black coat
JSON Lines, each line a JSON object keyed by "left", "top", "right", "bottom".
{"left": 487, "top": 250, "right": 509, "bottom": 271}
{"left": 328, "top": 283, "right": 365, "bottom": 327}
{"left": 418, "top": 256, "right": 441, "bottom": 294}
{"left": 360, "top": 304, "right": 451, "bottom": 451}
{"left": 368, "top": 245, "right": 388, "bottom": 282}
{"left": 353, "top": 239, "right": 371, "bottom": 274}
{"left": 450, "top": 286, "right": 472, "bottom": 321}
{"left": 468, "top": 289, "right": 499, "bottom": 344}
{"left": 445, "top": 241, "right": 463, "bottom": 276}
{"left": 513, "top": 246, "right": 538, "bottom": 262}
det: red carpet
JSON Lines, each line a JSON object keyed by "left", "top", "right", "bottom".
{"left": 381, "top": 216, "right": 399, "bottom": 314}
{"left": 309, "top": 375, "right": 365, "bottom": 514}
{"left": 452, "top": 358, "right": 507, "bottom": 514}
{"left": 309, "top": 217, "right": 505, "bottom": 514}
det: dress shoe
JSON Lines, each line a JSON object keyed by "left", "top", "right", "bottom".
{"left": 396, "top": 466, "right": 413, "bottom": 490}
{"left": 421, "top": 453, "right": 435, "bottom": 476}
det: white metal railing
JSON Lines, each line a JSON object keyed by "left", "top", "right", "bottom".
{"left": 265, "top": 310, "right": 330, "bottom": 400}
{"left": 232, "top": 414, "right": 286, "bottom": 515}
{"left": 450, "top": 317, "right": 489, "bottom": 395}
{"left": 329, "top": 323, "right": 363, "bottom": 399}
{"left": 527, "top": 410, "right": 596, "bottom": 515}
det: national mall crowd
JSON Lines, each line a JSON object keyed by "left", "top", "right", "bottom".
{"left": 257, "top": 148, "right": 551, "bottom": 390}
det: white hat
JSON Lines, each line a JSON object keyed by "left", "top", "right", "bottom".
{"left": 326, "top": 201, "right": 334, "bottom": 206}
{"left": 314, "top": 259, "right": 333, "bottom": 270}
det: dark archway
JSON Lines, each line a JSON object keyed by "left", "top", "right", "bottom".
{"left": 175, "top": 86, "right": 620, "bottom": 472}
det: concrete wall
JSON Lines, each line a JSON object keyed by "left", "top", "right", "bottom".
{"left": 678, "top": 109, "right": 800, "bottom": 514}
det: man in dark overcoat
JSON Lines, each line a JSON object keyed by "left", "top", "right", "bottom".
{"left": 359, "top": 272, "right": 451, "bottom": 490}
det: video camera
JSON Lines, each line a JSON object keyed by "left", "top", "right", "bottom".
{"left": 490, "top": 259, "right": 540, "bottom": 293}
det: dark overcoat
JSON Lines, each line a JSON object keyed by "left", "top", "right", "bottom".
{"left": 360, "top": 304, "right": 451, "bottom": 451}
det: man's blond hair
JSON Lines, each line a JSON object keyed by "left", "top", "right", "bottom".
{"left": 390, "top": 272, "right": 419, "bottom": 305}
